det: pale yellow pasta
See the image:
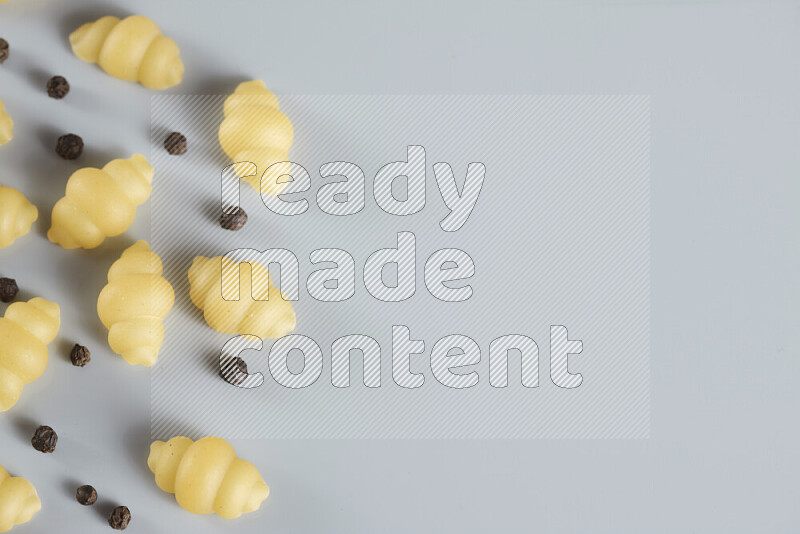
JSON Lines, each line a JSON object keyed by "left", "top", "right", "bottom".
{"left": 0, "top": 464, "right": 41, "bottom": 533}
{"left": 218, "top": 80, "right": 294, "bottom": 195}
{"left": 97, "top": 241, "right": 175, "bottom": 367}
{"left": 0, "top": 186, "right": 37, "bottom": 249}
{"left": 188, "top": 255, "right": 295, "bottom": 339}
{"left": 47, "top": 154, "right": 153, "bottom": 250}
{"left": 0, "top": 298, "right": 60, "bottom": 412}
{"left": 148, "top": 436, "right": 269, "bottom": 519}
{"left": 0, "top": 100, "right": 12, "bottom": 146}
{"left": 69, "top": 15, "right": 183, "bottom": 90}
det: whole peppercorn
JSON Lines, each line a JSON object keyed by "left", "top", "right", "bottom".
{"left": 55, "top": 133, "right": 83, "bottom": 160}
{"left": 69, "top": 344, "right": 91, "bottom": 367}
{"left": 31, "top": 425, "right": 58, "bottom": 453}
{"left": 0, "top": 39, "right": 8, "bottom": 64}
{"left": 219, "top": 207, "right": 248, "bottom": 231}
{"left": 163, "top": 132, "right": 187, "bottom": 155}
{"left": 76, "top": 485, "right": 97, "bottom": 505}
{"left": 108, "top": 506, "right": 131, "bottom": 530}
{"left": 46, "top": 76, "right": 70, "bottom": 99}
{"left": 0, "top": 277, "right": 18, "bottom": 302}
{"left": 220, "top": 356, "right": 249, "bottom": 386}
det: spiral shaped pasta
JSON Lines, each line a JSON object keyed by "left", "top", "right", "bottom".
{"left": 218, "top": 80, "right": 294, "bottom": 195}
{"left": 0, "top": 99, "right": 12, "bottom": 146}
{"left": 188, "top": 255, "right": 296, "bottom": 339}
{"left": 69, "top": 15, "right": 184, "bottom": 90}
{"left": 147, "top": 436, "right": 269, "bottom": 519}
{"left": 0, "top": 186, "right": 37, "bottom": 249}
{"left": 97, "top": 241, "right": 175, "bottom": 367}
{"left": 0, "top": 298, "right": 60, "bottom": 412}
{"left": 0, "top": 464, "right": 41, "bottom": 533}
{"left": 47, "top": 154, "right": 153, "bottom": 250}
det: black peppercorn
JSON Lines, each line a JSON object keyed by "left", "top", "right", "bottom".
{"left": 0, "top": 277, "right": 18, "bottom": 302}
{"left": 0, "top": 39, "right": 8, "bottom": 64}
{"left": 163, "top": 132, "right": 187, "bottom": 155}
{"left": 219, "top": 207, "right": 247, "bottom": 231}
{"left": 55, "top": 134, "right": 83, "bottom": 160}
{"left": 76, "top": 485, "right": 97, "bottom": 505}
{"left": 46, "top": 76, "right": 70, "bottom": 99}
{"left": 31, "top": 425, "right": 58, "bottom": 453}
{"left": 108, "top": 506, "right": 131, "bottom": 530}
{"left": 220, "top": 356, "right": 249, "bottom": 386}
{"left": 70, "top": 344, "right": 91, "bottom": 367}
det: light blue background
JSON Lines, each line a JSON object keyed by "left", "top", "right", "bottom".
{"left": 149, "top": 94, "right": 650, "bottom": 440}
{"left": 0, "top": 1, "right": 797, "bottom": 532}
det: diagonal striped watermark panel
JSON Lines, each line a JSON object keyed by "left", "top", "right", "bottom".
{"left": 149, "top": 94, "right": 650, "bottom": 439}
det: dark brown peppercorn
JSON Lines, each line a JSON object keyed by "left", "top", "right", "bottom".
{"left": 163, "top": 132, "right": 187, "bottom": 155}
{"left": 108, "top": 506, "right": 131, "bottom": 530}
{"left": 46, "top": 76, "right": 70, "bottom": 99}
{"left": 0, "top": 277, "right": 18, "bottom": 302}
{"left": 31, "top": 425, "right": 58, "bottom": 453}
{"left": 220, "top": 356, "right": 249, "bottom": 385}
{"left": 76, "top": 485, "right": 97, "bottom": 505}
{"left": 55, "top": 134, "right": 83, "bottom": 160}
{"left": 69, "top": 344, "right": 91, "bottom": 367}
{"left": 219, "top": 207, "right": 247, "bottom": 231}
{"left": 0, "top": 39, "right": 8, "bottom": 64}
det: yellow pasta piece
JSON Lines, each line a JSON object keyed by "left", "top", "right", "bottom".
{"left": 188, "top": 255, "right": 295, "bottom": 339}
{"left": 0, "top": 464, "right": 41, "bottom": 533}
{"left": 69, "top": 15, "right": 183, "bottom": 90}
{"left": 0, "top": 298, "right": 60, "bottom": 412}
{"left": 0, "top": 99, "right": 12, "bottom": 146}
{"left": 47, "top": 154, "right": 153, "bottom": 250}
{"left": 0, "top": 186, "right": 37, "bottom": 249}
{"left": 148, "top": 436, "right": 269, "bottom": 519}
{"left": 218, "top": 81, "right": 294, "bottom": 195}
{"left": 97, "top": 241, "right": 175, "bottom": 367}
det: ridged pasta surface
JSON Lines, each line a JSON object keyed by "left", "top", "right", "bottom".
{"left": 0, "top": 464, "right": 41, "bottom": 533}
{"left": 48, "top": 154, "right": 153, "bottom": 249}
{"left": 0, "top": 186, "right": 37, "bottom": 249}
{"left": 148, "top": 436, "right": 269, "bottom": 519}
{"left": 0, "top": 100, "right": 12, "bottom": 146}
{"left": 188, "top": 255, "right": 296, "bottom": 339}
{"left": 69, "top": 15, "right": 183, "bottom": 89}
{"left": 219, "top": 80, "right": 294, "bottom": 194}
{"left": 97, "top": 241, "right": 175, "bottom": 367}
{"left": 0, "top": 298, "right": 60, "bottom": 412}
